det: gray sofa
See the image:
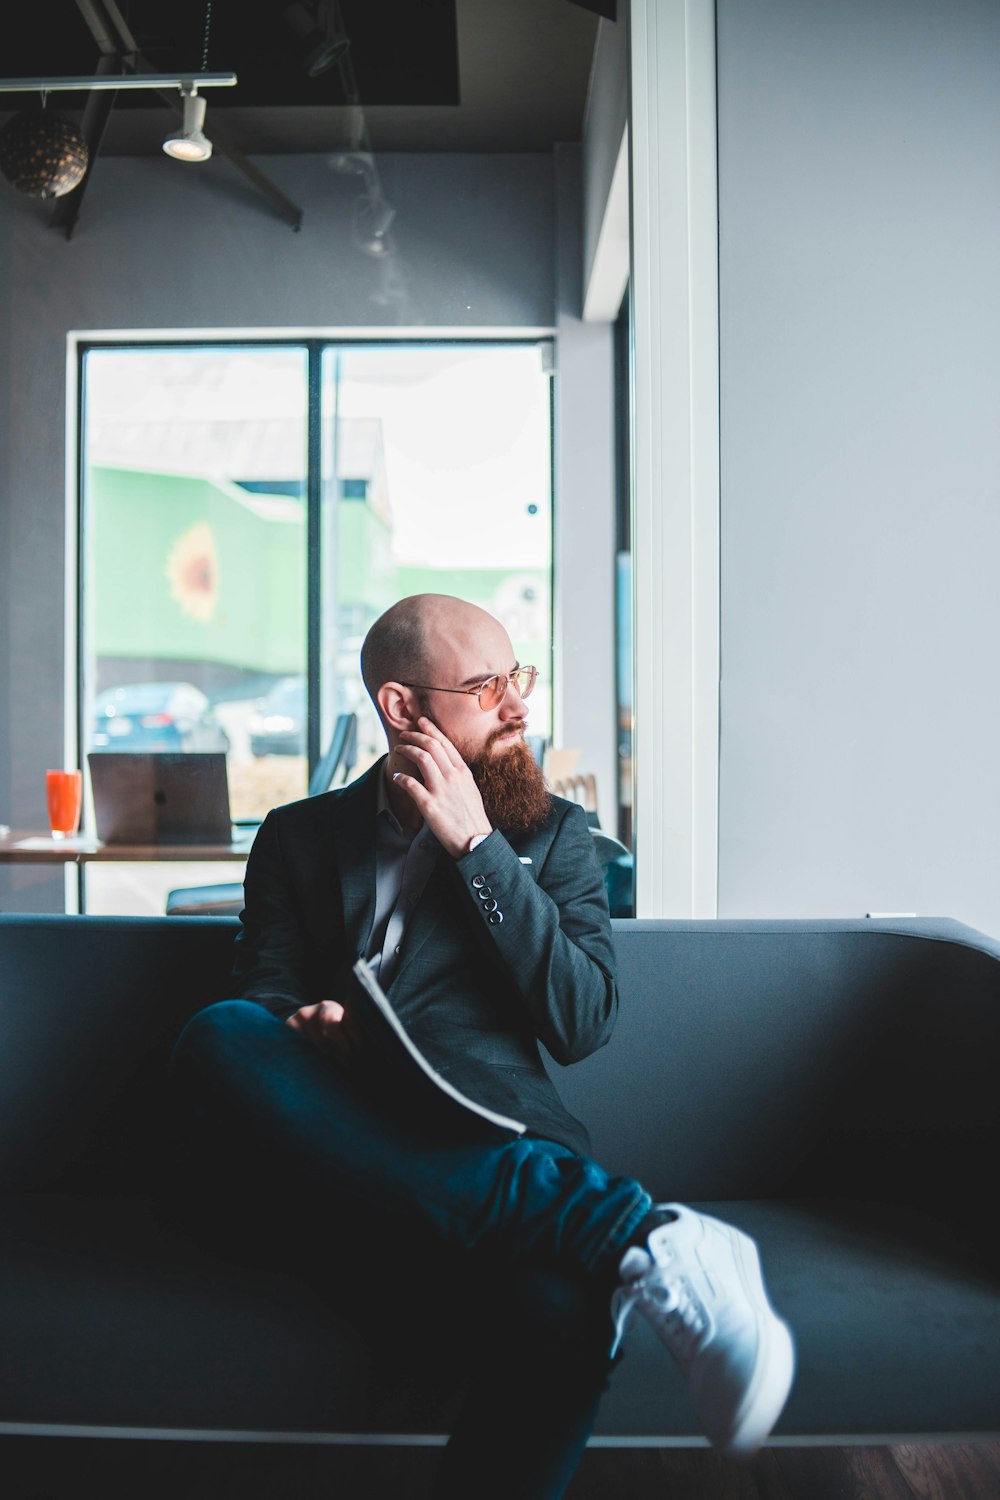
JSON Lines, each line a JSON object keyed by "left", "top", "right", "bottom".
{"left": 0, "top": 913, "right": 997, "bottom": 1450}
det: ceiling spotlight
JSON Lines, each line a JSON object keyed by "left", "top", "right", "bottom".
{"left": 163, "top": 87, "right": 212, "bottom": 163}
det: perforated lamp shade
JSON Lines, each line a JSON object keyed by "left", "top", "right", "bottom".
{"left": 0, "top": 109, "right": 88, "bottom": 199}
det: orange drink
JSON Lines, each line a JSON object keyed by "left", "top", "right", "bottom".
{"left": 46, "top": 770, "right": 82, "bottom": 839}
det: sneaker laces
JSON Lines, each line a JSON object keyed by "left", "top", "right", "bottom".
{"left": 610, "top": 1260, "right": 709, "bottom": 1362}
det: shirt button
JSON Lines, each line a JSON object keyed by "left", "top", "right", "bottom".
{"left": 394, "top": 945, "right": 401, "bottom": 954}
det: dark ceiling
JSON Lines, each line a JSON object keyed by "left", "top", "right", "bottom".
{"left": 0, "top": 0, "right": 610, "bottom": 154}
{"left": 8, "top": 1, "right": 462, "bottom": 111}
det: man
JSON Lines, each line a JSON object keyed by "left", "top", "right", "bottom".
{"left": 171, "top": 594, "right": 794, "bottom": 1499}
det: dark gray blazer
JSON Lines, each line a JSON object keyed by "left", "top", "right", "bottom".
{"left": 232, "top": 757, "right": 619, "bottom": 1155}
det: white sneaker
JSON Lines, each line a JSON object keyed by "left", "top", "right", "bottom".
{"left": 610, "top": 1203, "right": 795, "bottom": 1456}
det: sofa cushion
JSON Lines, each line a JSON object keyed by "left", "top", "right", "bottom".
{"left": 599, "top": 1198, "right": 1000, "bottom": 1440}
{"left": 1, "top": 1194, "right": 996, "bottom": 1441}
{"left": 0, "top": 1193, "right": 378, "bottom": 1433}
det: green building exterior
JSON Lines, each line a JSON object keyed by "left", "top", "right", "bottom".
{"left": 88, "top": 465, "right": 306, "bottom": 680}
{"left": 89, "top": 465, "right": 550, "bottom": 698}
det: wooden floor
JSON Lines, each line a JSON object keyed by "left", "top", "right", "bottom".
{"left": 2, "top": 1439, "right": 999, "bottom": 1499}
{"left": 570, "top": 1444, "right": 1000, "bottom": 1499}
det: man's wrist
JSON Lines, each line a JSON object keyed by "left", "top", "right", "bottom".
{"left": 444, "top": 827, "right": 493, "bottom": 860}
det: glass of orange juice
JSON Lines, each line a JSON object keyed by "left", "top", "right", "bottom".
{"left": 46, "top": 770, "right": 82, "bottom": 840}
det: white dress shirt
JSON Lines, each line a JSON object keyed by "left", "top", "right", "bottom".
{"left": 364, "top": 770, "right": 439, "bottom": 987}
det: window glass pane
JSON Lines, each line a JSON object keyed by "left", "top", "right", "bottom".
{"left": 80, "top": 345, "right": 308, "bottom": 913}
{"left": 77, "top": 340, "right": 552, "bottom": 915}
{"left": 320, "top": 344, "right": 553, "bottom": 774}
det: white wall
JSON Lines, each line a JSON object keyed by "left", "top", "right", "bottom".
{"left": 716, "top": 0, "right": 1000, "bottom": 933}
{"left": 0, "top": 150, "right": 576, "bottom": 909}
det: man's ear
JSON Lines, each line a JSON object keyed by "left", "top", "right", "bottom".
{"left": 377, "top": 682, "right": 420, "bottom": 733}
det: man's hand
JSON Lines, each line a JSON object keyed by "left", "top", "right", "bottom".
{"left": 286, "top": 999, "right": 354, "bottom": 1056}
{"left": 392, "top": 716, "right": 492, "bottom": 859}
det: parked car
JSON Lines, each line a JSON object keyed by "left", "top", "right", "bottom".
{"left": 248, "top": 675, "right": 306, "bottom": 757}
{"left": 90, "top": 682, "right": 230, "bottom": 754}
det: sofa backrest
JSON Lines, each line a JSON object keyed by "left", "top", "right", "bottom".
{"left": 0, "top": 916, "right": 237, "bottom": 1191}
{"left": 1, "top": 915, "right": 997, "bottom": 1200}
{"left": 558, "top": 919, "right": 1000, "bottom": 1205}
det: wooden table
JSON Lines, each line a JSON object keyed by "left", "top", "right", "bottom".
{"left": 0, "top": 830, "right": 255, "bottom": 864}
{"left": 0, "top": 828, "right": 256, "bottom": 914}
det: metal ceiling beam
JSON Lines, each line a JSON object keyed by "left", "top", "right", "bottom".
{"left": 173, "top": 106, "right": 304, "bottom": 231}
{"left": 50, "top": 51, "right": 122, "bottom": 240}
{"left": 75, "top": 0, "right": 127, "bottom": 58}
{"left": 64, "top": 0, "right": 303, "bottom": 234}
{"left": 50, "top": 0, "right": 129, "bottom": 240}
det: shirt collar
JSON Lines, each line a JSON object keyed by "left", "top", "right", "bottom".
{"left": 376, "top": 762, "right": 423, "bottom": 839}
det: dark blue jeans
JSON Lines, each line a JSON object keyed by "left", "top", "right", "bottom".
{"left": 170, "top": 1000, "right": 651, "bottom": 1499}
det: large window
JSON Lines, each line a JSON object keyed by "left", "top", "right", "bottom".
{"left": 320, "top": 345, "right": 553, "bottom": 773}
{"left": 79, "top": 340, "right": 553, "bottom": 914}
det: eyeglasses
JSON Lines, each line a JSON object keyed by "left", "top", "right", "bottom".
{"left": 399, "top": 664, "right": 538, "bottom": 712}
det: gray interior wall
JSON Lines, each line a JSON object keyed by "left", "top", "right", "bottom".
{"left": 0, "top": 151, "right": 557, "bottom": 910}
{"left": 716, "top": 0, "right": 1000, "bottom": 933}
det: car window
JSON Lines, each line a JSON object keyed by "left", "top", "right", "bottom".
{"left": 265, "top": 677, "right": 305, "bottom": 714}
{"left": 175, "top": 686, "right": 209, "bottom": 715}
{"left": 95, "top": 682, "right": 184, "bottom": 713}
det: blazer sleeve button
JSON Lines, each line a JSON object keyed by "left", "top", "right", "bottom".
{"left": 472, "top": 875, "right": 486, "bottom": 889}
{"left": 488, "top": 911, "right": 504, "bottom": 925}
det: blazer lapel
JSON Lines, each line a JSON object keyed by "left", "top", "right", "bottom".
{"left": 388, "top": 850, "right": 449, "bottom": 988}
{"left": 330, "top": 758, "right": 381, "bottom": 956}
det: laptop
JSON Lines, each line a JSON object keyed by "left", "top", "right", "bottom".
{"left": 87, "top": 752, "right": 234, "bottom": 845}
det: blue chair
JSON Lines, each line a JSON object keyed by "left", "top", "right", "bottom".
{"left": 550, "top": 769, "right": 633, "bottom": 918}
{"left": 590, "top": 828, "right": 634, "bottom": 918}
{"left": 305, "top": 711, "right": 358, "bottom": 801}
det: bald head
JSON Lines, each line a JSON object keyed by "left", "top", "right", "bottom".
{"left": 361, "top": 594, "right": 507, "bottom": 726}
{"left": 360, "top": 596, "right": 429, "bottom": 713}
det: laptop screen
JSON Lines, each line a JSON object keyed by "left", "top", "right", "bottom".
{"left": 87, "top": 752, "right": 233, "bottom": 845}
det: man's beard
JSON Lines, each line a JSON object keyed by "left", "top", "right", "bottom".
{"left": 464, "top": 729, "right": 553, "bottom": 835}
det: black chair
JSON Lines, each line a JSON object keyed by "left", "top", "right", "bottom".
{"left": 165, "top": 713, "right": 358, "bottom": 916}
